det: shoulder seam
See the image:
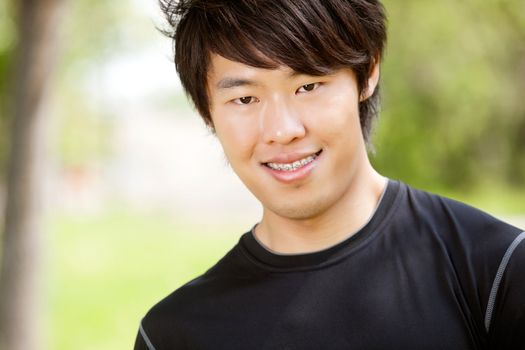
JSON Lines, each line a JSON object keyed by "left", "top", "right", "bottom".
{"left": 484, "top": 231, "right": 525, "bottom": 333}
{"left": 139, "top": 320, "right": 157, "bottom": 350}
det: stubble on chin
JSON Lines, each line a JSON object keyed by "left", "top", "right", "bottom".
{"left": 266, "top": 193, "right": 334, "bottom": 222}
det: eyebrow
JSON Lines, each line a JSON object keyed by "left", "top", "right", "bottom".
{"left": 215, "top": 71, "right": 310, "bottom": 90}
{"left": 216, "top": 78, "right": 260, "bottom": 90}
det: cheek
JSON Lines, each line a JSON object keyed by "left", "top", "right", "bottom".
{"left": 305, "top": 92, "right": 361, "bottom": 139}
{"left": 213, "top": 110, "right": 259, "bottom": 163}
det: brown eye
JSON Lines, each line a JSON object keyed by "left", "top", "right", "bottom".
{"left": 233, "top": 96, "right": 257, "bottom": 105}
{"left": 302, "top": 83, "right": 316, "bottom": 91}
{"left": 297, "top": 83, "right": 320, "bottom": 94}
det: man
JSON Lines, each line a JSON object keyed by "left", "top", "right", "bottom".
{"left": 135, "top": 0, "right": 525, "bottom": 349}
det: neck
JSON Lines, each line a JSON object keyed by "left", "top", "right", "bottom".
{"left": 255, "top": 165, "right": 386, "bottom": 254}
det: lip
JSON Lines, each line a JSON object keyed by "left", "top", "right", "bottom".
{"left": 262, "top": 150, "right": 322, "bottom": 184}
{"left": 262, "top": 150, "right": 321, "bottom": 164}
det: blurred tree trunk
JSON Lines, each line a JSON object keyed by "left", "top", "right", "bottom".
{"left": 0, "top": 0, "right": 65, "bottom": 349}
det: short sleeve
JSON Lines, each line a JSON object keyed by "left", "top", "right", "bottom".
{"left": 487, "top": 232, "right": 525, "bottom": 348}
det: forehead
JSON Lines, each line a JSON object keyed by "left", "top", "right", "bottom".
{"left": 209, "top": 54, "right": 289, "bottom": 78}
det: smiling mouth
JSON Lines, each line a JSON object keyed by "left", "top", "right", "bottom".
{"left": 264, "top": 150, "right": 322, "bottom": 172}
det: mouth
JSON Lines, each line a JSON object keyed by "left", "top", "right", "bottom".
{"left": 263, "top": 150, "right": 323, "bottom": 172}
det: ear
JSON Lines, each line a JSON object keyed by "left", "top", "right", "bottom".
{"left": 360, "top": 57, "right": 380, "bottom": 102}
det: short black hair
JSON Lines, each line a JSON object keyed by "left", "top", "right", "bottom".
{"left": 161, "top": 0, "right": 387, "bottom": 143}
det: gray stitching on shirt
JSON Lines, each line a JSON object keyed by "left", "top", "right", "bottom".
{"left": 484, "top": 231, "right": 525, "bottom": 332}
{"left": 140, "top": 321, "right": 157, "bottom": 350}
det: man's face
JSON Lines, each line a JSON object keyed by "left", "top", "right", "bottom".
{"left": 207, "top": 54, "right": 376, "bottom": 221}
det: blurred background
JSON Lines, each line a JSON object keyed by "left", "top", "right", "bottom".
{"left": 0, "top": 0, "right": 523, "bottom": 349}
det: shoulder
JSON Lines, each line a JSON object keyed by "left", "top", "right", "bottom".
{"left": 400, "top": 182, "right": 522, "bottom": 245}
{"left": 396, "top": 182, "right": 524, "bottom": 329}
{"left": 137, "top": 280, "right": 200, "bottom": 349}
{"left": 396, "top": 182, "right": 523, "bottom": 293}
{"left": 138, "top": 240, "right": 253, "bottom": 348}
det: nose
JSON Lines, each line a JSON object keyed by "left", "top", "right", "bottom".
{"left": 260, "top": 96, "right": 306, "bottom": 144}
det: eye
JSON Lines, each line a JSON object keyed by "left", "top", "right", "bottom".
{"left": 296, "top": 83, "right": 320, "bottom": 94}
{"left": 232, "top": 96, "right": 258, "bottom": 105}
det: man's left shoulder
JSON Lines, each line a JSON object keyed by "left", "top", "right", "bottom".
{"left": 406, "top": 184, "right": 522, "bottom": 243}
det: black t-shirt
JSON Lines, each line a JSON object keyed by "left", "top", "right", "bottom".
{"left": 134, "top": 180, "right": 525, "bottom": 349}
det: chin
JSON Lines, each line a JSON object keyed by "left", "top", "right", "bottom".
{"left": 267, "top": 196, "right": 333, "bottom": 221}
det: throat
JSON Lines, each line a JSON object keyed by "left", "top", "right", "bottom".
{"left": 255, "top": 175, "right": 387, "bottom": 255}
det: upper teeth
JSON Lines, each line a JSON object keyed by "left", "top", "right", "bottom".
{"left": 267, "top": 154, "right": 317, "bottom": 171}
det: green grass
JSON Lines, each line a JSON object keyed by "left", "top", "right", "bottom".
{"left": 47, "top": 210, "right": 243, "bottom": 350}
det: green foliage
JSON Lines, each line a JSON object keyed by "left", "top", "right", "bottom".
{"left": 0, "top": 0, "right": 16, "bottom": 181}
{"left": 374, "top": 0, "right": 525, "bottom": 192}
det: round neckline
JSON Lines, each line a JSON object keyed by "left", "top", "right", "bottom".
{"left": 239, "top": 179, "right": 402, "bottom": 271}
